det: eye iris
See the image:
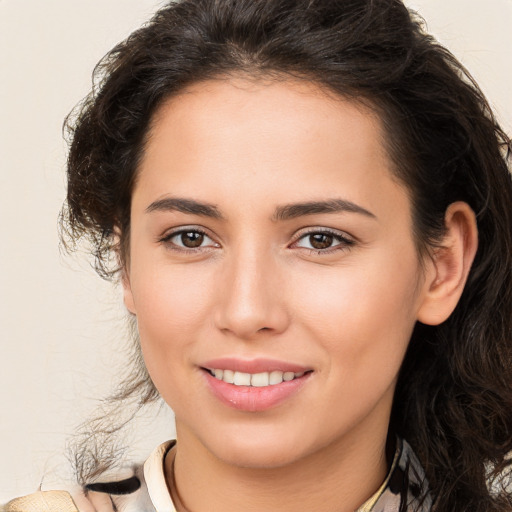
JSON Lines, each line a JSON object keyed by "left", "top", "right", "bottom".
{"left": 181, "top": 232, "right": 204, "bottom": 248}
{"left": 310, "top": 233, "right": 333, "bottom": 249}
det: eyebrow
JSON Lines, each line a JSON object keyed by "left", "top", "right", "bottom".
{"left": 272, "top": 199, "right": 376, "bottom": 221}
{"left": 145, "top": 197, "right": 376, "bottom": 221}
{"left": 146, "top": 197, "right": 224, "bottom": 219}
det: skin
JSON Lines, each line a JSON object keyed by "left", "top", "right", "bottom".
{"left": 122, "top": 77, "right": 477, "bottom": 512}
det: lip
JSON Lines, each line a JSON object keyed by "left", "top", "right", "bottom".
{"left": 201, "top": 357, "right": 310, "bottom": 374}
{"left": 200, "top": 358, "right": 313, "bottom": 412}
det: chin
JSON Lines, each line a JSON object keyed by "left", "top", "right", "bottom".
{"left": 199, "top": 423, "right": 319, "bottom": 469}
{"left": 214, "top": 441, "right": 306, "bottom": 469}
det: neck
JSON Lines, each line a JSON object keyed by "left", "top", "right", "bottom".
{"left": 166, "top": 418, "right": 391, "bottom": 512}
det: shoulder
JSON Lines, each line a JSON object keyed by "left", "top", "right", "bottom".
{"left": 1, "top": 467, "right": 152, "bottom": 512}
{"left": 1, "top": 440, "right": 176, "bottom": 512}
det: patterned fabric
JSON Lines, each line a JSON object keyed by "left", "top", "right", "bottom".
{"left": 2, "top": 438, "right": 432, "bottom": 512}
{"left": 139, "top": 437, "right": 432, "bottom": 512}
{"left": 357, "top": 438, "right": 432, "bottom": 512}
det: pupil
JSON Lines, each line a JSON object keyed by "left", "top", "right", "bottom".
{"left": 181, "top": 232, "right": 204, "bottom": 248}
{"left": 310, "top": 233, "right": 333, "bottom": 249}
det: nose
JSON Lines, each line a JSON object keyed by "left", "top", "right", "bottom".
{"left": 213, "top": 248, "right": 290, "bottom": 340}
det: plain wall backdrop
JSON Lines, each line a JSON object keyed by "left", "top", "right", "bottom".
{"left": 1, "top": 0, "right": 511, "bottom": 501}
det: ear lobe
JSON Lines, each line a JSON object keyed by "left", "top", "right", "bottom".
{"left": 417, "top": 201, "right": 478, "bottom": 326}
{"left": 122, "top": 269, "right": 137, "bottom": 315}
{"left": 113, "top": 226, "right": 137, "bottom": 315}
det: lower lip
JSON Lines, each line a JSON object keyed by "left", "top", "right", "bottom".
{"left": 203, "top": 371, "right": 311, "bottom": 412}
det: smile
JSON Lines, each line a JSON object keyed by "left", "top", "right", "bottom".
{"left": 202, "top": 364, "right": 313, "bottom": 411}
{"left": 206, "top": 368, "right": 306, "bottom": 387}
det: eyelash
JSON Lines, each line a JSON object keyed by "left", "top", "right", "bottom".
{"left": 159, "top": 227, "right": 218, "bottom": 253}
{"left": 158, "top": 227, "right": 355, "bottom": 255}
{"left": 291, "top": 228, "right": 355, "bottom": 254}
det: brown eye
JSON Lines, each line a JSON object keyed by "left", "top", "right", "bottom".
{"left": 180, "top": 231, "right": 204, "bottom": 248}
{"left": 294, "top": 229, "right": 354, "bottom": 253}
{"left": 162, "top": 229, "right": 217, "bottom": 250}
{"left": 308, "top": 233, "right": 334, "bottom": 250}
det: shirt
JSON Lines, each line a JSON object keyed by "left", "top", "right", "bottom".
{"left": 141, "top": 437, "right": 432, "bottom": 511}
{"left": 2, "top": 437, "right": 431, "bottom": 511}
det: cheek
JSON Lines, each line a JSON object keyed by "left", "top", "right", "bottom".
{"left": 295, "top": 260, "right": 421, "bottom": 434}
{"left": 294, "top": 248, "right": 422, "bottom": 381}
{"left": 130, "top": 263, "right": 216, "bottom": 372}
{"left": 133, "top": 259, "right": 213, "bottom": 324}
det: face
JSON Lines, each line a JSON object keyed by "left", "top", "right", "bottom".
{"left": 124, "top": 78, "right": 432, "bottom": 469}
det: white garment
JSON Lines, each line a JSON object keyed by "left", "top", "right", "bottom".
{"left": 142, "top": 441, "right": 176, "bottom": 512}
{"left": 135, "top": 437, "right": 431, "bottom": 512}
{"left": 2, "top": 438, "right": 430, "bottom": 511}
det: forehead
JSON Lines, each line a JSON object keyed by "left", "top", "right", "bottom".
{"left": 135, "top": 77, "right": 406, "bottom": 220}
{"left": 146, "top": 77, "right": 383, "bottom": 164}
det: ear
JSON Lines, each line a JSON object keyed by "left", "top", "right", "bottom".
{"left": 114, "top": 226, "right": 137, "bottom": 315}
{"left": 417, "top": 201, "right": 478, "bottom": 325}
{"left": 122, "top": 268, "right": 137, "bottom": 315}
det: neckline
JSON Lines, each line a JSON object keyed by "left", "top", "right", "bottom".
{"left": 144, "top": 438, "right": 403, "bottom": 512}
{"left": 356, "top": 437, "right": 402, "bottom": 511}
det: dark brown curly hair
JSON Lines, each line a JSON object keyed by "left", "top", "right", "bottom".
{"left": 62, "top": 0, "right": 512, "bottom": 510}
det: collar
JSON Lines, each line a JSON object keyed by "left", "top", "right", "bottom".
{"left": 144, "top": 440, "right": 177, "bottom": 512}
{"left": 142, "top": 437, "right": 431, "bottom": 512}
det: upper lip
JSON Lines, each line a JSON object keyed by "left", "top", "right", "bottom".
{"left": 201, "top": 357, "right": 312, "bottom": 374}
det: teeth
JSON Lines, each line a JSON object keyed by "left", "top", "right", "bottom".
{"left": 209, "top": 369, "right": 306, "bottom": 387}
{"left": 269, "top": 370, "right": 283, "bottom": 385}
{"left": 223, "top": 369, "right": 235, "bottom": 384}
{"left": 233, "top": 371, "right": 251, "bottom": 386}
{"left": 251, "top": 372, "right": 269, "bottom": 387}
{"left": 283, "top": 372, "right": 295, "bottom": 381}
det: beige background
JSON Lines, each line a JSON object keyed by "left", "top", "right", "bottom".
{"left": 1, "top": 0, "right": 511, "bottom": 501}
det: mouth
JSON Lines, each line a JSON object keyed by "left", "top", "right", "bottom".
{"left": 204, "top": 368, "right": 309, "bottom": 387}
{"left": 200, "top": 360, "right": 313, "bottom": 412}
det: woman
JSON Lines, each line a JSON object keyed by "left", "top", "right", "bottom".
{"left": 4, "top": 0, "right": 512, "bottom": 510}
